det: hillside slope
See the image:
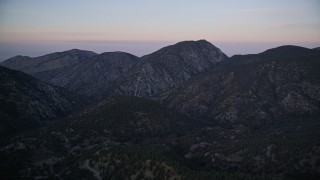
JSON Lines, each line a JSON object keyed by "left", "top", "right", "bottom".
{"left": 0, "top": 66, "right": 88, "bottom": 136}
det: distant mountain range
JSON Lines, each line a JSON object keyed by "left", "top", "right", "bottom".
{"left": 1, "top": 40, "right": 320, "bottom": 179}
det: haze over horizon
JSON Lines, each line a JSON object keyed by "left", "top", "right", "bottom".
{"left": 0, "top": 0, "right": 319, "bottom": 60}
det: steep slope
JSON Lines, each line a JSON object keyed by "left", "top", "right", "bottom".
{"left": 0, "top": 49, "right": 96, "bottom": 74}
{"left": 0, "top": 66, "right": 88, "bottom": 136}
{"left": 34, "top": 52, "right": 139, "bottom": 98}
{"left": 166, "top": 46, "right": 320, "bottom": 127}
{"left": 110, "top": 40, "right": 228, "bottom": 97}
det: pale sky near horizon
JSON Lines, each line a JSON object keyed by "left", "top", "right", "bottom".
{"left": 0, "top": 0, "right": 319, "bottom": 60}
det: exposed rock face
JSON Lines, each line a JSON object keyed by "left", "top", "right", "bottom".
{"left": 110, "top": 40, "right": 228, "bottom": 97}
{"left": 34, "top": 52, "right": 139, "bottom": 99}
{"left": 0, "top": 66, "right": 88, "bottom": 136}
{"left": 0, "top": 49, "right": 96, "bottom": 74}
{"left": 166, "top": 46, "right": 320, "bottom": 127}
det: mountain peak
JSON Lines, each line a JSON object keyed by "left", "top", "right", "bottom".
{"left": 95, "top": 52, "right": 139, "bottom": 63}
{"left": 173, "top": 39, "right": 215, "bottom": 48}
{"left": 262, "top": 45, "right": 309, "bottom": 52}
{"left": 260, "top": 45, "right": 318, "bottom": 59}
{"left": 111, "top": 40, "right": 228, "bottom": 97}
{"left": 12, "top": 55, "right": 31, "bottom": 59}
{"left": 66, "top": 48, "right": 84, "bottom": 53}
{"left": 62, "top": 49, "right": 97, "bottom": 56}
{"left": 196, "top": 39, "right": 212, "bottom": 44}
{"left": 100, "top": 51, "right": 137, "bottom": 56}
{"left": 3, "top": 55, "right": 31, "bottom": 62}
{"left": 146, "top": 39, "right": 226, "bottom": 59}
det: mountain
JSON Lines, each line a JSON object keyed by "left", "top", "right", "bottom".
{"left": 0, "top": 66, "right": 88, "bottom": 136}
{"left": 314, "top": 47, "right": 320, "bottom": 51}
{"left": 1, "top": 43, "right": 320, "bottom": 179}
{"left": 0, "top": 49, "right": 96, "bottom": 74}
{"left": 166, "top": 45, "right": 320, "bottom": 127}
{"left": 109, "top": 40, "right": 228, "bottom": 98}
{"left": 34, "top": 52, "right": 139, "bottom": 99}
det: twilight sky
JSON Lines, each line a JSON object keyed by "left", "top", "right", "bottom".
{"left": 0, "top": 0, "right": 319, "bottom": 60}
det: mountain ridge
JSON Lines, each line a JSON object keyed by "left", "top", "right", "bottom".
{"left": 0, "top": 49, "right": 97, "bottom": 74}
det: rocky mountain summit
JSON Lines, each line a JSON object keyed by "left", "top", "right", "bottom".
{"left": 0, "top": 66, "right": 88, "bottom": 136}
{"left": 110, "top": 40, "right": 228, "bottom": 97}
